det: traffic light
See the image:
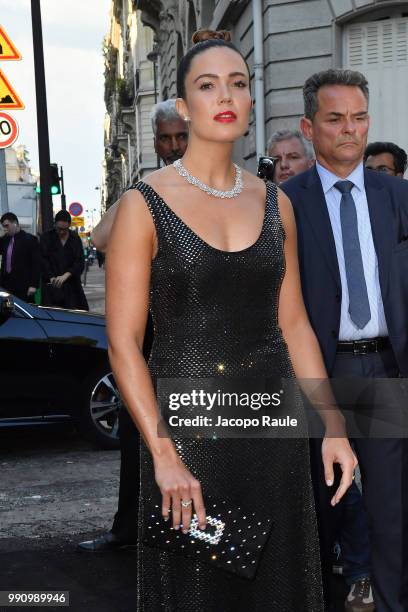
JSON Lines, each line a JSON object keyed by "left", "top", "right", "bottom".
{"left": 50, "top": 163, "right": 61, "bottom": 195}
{"left": 35, "top": 164, "right": 61, "bottom": 195}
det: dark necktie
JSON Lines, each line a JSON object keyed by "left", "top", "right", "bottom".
{"left": 334, "top": 180, "right": 371, "bottom": 329}
{"left": 5, "top": 236, "right": 14, "bottom": 274}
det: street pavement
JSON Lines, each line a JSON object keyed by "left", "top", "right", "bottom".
{"left": 0, "top": 265, "right": 348, "bottom": 611}
{"left": 0, "top": 427, "right": 138, "bottom": 612}
{"left": 83, "top": 262, "right": 106, "bottom": 315}
{"left": 0, "top": 429, "right": 347, "bottom": 612}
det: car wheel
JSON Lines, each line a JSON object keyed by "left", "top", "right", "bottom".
{"left": 79, "top": 367, "right": 121, "bottom": 449}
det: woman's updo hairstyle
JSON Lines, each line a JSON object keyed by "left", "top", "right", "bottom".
{"left": 176, "top": 29, "right": 250, "bottom": 99}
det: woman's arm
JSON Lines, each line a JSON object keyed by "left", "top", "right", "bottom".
{"left": 106, "top": 189, "right": 206, "bottom": 532}
{"left": 277, "top": 188, "right": 357, "bottom": 506}
{"left": 91, "top": 199, "right": 120, "bottom": 252}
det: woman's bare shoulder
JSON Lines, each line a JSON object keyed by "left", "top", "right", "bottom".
{"left": 139, "top": 165, "right": 175, "bottom": 190}
{"left": 115, "top": 182, "right": 156, "bottom": 228}
{"left": 241, "top": 169, "right": 267, "bottom": 201}
{"left": 119, "top": 166, "right": 168, "bottom": 203}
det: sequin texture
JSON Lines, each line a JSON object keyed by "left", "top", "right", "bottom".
{"left": 130, "top": 181, "right": 324, "bottom": 611}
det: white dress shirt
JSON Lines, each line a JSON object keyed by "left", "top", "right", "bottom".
{"left": 315, "top": 161, "right": 388, "bottom": 341}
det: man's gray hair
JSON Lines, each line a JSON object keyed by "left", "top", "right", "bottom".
{"left": 303, "top": 69, "right": 369, "bottom": 120}
{"left": 267, "top": 129, "right": 314, "bottom": 160}
{"left": 150, "top": 99, "right": 184, "bottom": 136}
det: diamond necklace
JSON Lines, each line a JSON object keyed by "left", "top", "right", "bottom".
{"left": 173, "top": 159, "right": 243, "bottom": 199}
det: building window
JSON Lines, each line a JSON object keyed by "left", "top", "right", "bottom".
{"left": 343, "top": 15, "right": 408, "bottom": 154}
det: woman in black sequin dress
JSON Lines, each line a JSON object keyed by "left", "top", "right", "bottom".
{"left": 106, "top": 30, "right": 356, "bottom": 611}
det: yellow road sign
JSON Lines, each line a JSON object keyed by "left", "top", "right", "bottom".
{"left": 71, "top": 216, "right": 85, "bottom": 228}
{"left": 0, "top": 25, "right": 22, "bottom": 61}
{"left": 0, "top": 68, "right": 24, "bottom": 109}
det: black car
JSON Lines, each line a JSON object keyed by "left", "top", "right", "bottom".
{"left": 0, "top": 290, "right": 120, "bottom": 449}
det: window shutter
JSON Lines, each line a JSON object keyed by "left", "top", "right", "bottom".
{"left": 344, "top": 17, "right": 408, "bottom": 159}
{"left": 345, "top": 17, "right": 408, "bottom": 67}
{"left": 348, "top": 25, "right": 364, "bottom": 66}
{"left": 396, "top": 20, "right": 408, "bottom": 63}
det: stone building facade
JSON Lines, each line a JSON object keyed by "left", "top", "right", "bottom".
{"left": 6, "top": 145, "right": 37, "bottom": 184}
{"left": 135, "top": 0, "right": 408, "bottom": 173}
{"left": 104, "top": 0, "right": 158, "bottom": 210}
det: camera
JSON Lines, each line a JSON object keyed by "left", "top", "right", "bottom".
{"left": 257, "top": 156, "right": 277, "bottom": 182}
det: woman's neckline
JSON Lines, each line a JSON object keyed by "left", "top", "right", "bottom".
{"left": 136, "top": 180, "right": 270, "bottom": 255}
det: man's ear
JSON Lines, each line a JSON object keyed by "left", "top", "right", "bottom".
{"left": 176, "top": 97, "right": 189, "bottom": 121}
{"left": 300, "top": 116, "right": 313, "bottom": 143}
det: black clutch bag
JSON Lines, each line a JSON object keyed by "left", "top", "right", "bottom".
{"left": 143, "top": 495, "right": 273, "bottom": 580}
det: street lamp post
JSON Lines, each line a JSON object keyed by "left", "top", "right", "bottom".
{"left": 31, "top": 0, "right": 53, "bottom": 231}
{"left": 147, "top": 48, "right": 160, "bottom": 169}
{"left": 60, "top": 165, "right": 66, "bottom": 210}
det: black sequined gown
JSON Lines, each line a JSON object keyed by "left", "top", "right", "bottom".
{"left": 133, "top": 181, "right": 323, "bottom": 612}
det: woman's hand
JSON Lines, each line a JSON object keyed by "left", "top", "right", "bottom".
{"left": 322, "top": 436, "right": 358, "bottom": 507}
{"left": 154, "top": 455, "right": 207, "bottom": 534}
{"left": 52, "top": 272, "right": 71, "bottom": 287}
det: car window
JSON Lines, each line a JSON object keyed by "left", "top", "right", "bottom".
{"left": 14, "top": 305, "right": 29, "bottom": 319}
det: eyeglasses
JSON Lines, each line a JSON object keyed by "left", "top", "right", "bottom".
{"left": 366, "top": 165, "right": 396, "bottom": 175}
{"left": 55, "top": 225, "right": 70, "bottom": 233}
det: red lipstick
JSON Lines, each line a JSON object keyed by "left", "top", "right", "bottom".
{"left": 213, "top": 111, "right": 237, "bottom": 122}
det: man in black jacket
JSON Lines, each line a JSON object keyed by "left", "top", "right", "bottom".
{"left": 40, "top": 210, "right": 88, "bottom": 311}
{"left": 78, "top": 100, "right": 187, "bottom": 553}
{"left": 0, "top": 212, "right": 41, "bottom": 302}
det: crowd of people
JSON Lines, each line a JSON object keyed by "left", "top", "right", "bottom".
{"left": 83, "top": 35, "right": 407, "bottom": 612}
{"left": 2, "top": 26, "right": 408, "bottom": 612}
{"left": 0, "top": 209, "right": 88, "bottom": 310}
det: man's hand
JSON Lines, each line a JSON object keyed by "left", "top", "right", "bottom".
{"left": 52, "top": 272, "right": 71, "bottom": 288}
{"left": 322, "top": 436, "right": 358, "bottom": 507}
{"left": 27, "top": 287, "right": 37, "bottom": 296}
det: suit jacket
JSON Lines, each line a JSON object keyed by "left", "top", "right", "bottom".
{"left": 0, "top": 230, "right": 41, "bottom": 300}
{"left": 281, "top": 165, "right": 408, "bottom": 376}
{"left": 40, "top": 229, "right": 88, "bottom": 310}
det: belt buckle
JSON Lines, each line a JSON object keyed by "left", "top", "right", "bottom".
{"left": 354, "top": 341, "right": 369, "bottom": 355}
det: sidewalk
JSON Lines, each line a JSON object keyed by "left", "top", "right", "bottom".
{"left": 83, "top": 263, "right": 105, "bottom": 315}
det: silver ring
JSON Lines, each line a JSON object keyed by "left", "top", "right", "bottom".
{"left": 181, "top": 499, "right": 193, "bottom": 508}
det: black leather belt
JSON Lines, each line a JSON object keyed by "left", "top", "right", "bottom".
{"left": 336, "top": 337, "right": 390, "bottom": 355}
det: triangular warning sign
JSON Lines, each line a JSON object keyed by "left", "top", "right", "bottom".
{"left": 0, "top": 69, "right": 24, "bottom": 109}
{"left": 0, "top": 25, "right": 21, "bottom": 60}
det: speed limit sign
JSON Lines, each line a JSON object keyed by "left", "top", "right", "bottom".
{"left": 0, "top": 111, "right": 18, "bottom": 149}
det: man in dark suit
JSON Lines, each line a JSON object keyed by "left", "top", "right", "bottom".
{"left": 0, "top": 212, "right": 41, "bottom": 302}
{"left": 281, "top": 69, "right": 408, "bottom": 612}
{"left": 77, "top": 100, "right": 188, "bottom": 552}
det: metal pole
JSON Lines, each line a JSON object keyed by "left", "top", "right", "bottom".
{"left": 31, "top": 0, "right": 53, "bottom": 231}
{"left": 157, "top": 54, "right": 162, "bottom": 103}
{"left": 252, "top": 0, "right": 265, "bottom": 158}
{"left": 153, "top": 61, "right": 160, "bottom": 169}
{"left": 60, "top": 165, "right": 66, "bottom": 210}
{"left": 0, "top": 149, "right": 9, "bottom": 215}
